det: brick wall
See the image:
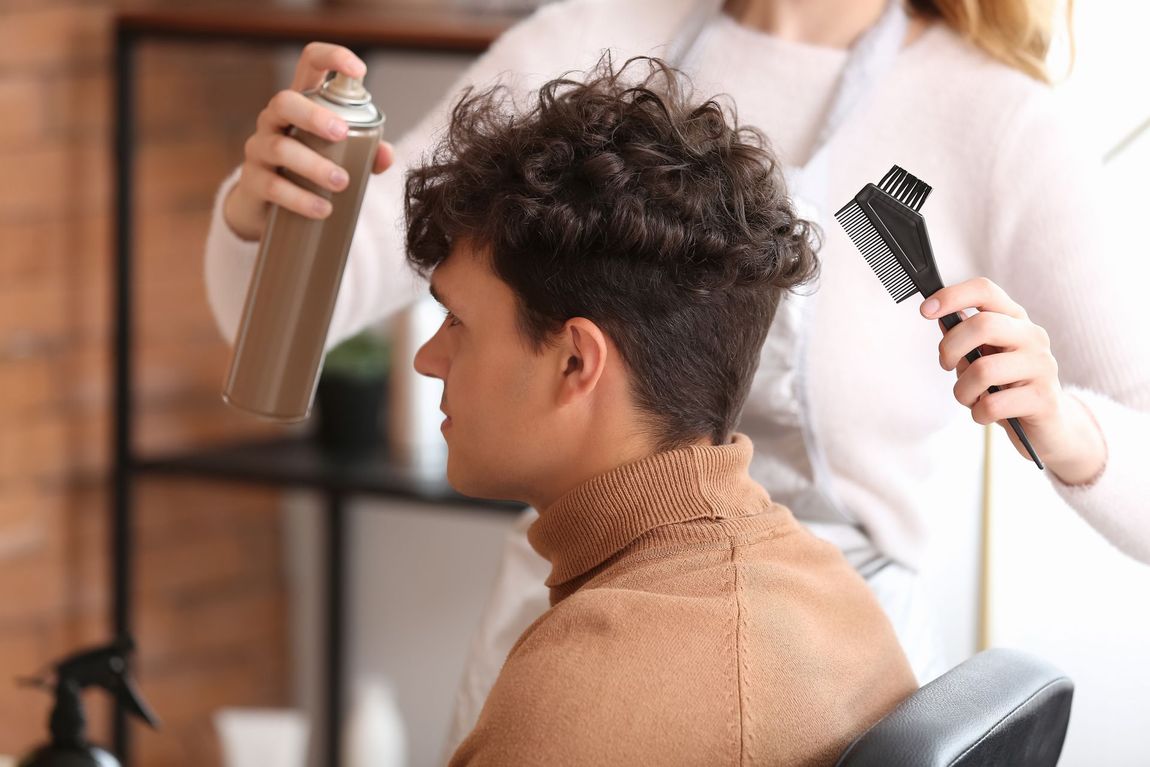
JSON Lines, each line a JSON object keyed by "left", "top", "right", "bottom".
{"left": 1, "top": 1, "right": 295, "bottom": 763}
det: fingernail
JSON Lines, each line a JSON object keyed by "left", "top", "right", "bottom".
{"left": 329, "top": 119, "right": 348, "bottom": 139}
{"left": 922, "top": 298, "right": 940, "bottom": 316}
{"left": 330, "top": 168, "right": 348, "bottom": 189}
{"left": 313, "top": 198, "right": 331, "bottom": 217}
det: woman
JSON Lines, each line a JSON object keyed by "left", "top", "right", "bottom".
{"left": 204, "top": 0, "right": 1150, "bottom": 756}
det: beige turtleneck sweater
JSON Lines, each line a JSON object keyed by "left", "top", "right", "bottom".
{"left": 447, "top": 434, "right": 916, "bottom": 766}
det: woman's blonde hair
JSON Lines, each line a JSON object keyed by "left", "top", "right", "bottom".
{"left": 908, "top": 0, "right": 1071, "bottom": 82}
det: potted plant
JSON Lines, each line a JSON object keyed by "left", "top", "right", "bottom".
{"left": 314, "top": 329, "right": 390, "bottom": 455}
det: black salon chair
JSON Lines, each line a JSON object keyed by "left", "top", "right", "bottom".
{"left": 836, "top": 648, "right": 1074, "bottom": 767}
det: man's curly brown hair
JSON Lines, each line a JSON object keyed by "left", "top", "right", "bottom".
{"left": 405, "top": 54, "right": 819, "bottom": 450}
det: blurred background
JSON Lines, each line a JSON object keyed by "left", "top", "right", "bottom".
{"left": 0, "top": 0, "right": 1147, "bottom": 765}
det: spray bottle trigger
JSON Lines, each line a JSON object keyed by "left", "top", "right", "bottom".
{"left": 116, "top": 673, "right": 161, "bottom": 729}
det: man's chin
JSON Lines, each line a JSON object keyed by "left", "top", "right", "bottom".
{"left": 443, "top": 455, "right": 499, "bottom": 503}
{"left": 445, "top": 455, "right": 518, "bottom": 503}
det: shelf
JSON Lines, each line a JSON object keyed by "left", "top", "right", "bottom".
{"left": 114, "top": 3, "right": 520, "bottom": 50}
{"left": 133, "top": 435, "right": 525, "bottom": 511}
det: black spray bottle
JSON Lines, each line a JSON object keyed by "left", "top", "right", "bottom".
{"left": 18, "top": 636, "right": 159, "bottom": 767}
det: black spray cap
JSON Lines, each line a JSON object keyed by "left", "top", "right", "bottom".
{"left": 21, "top": 635, "right": 159, "bottom": 748}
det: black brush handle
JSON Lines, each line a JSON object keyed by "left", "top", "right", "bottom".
{"left": 939, "top": 311, "right": 1044, "bottom": 470}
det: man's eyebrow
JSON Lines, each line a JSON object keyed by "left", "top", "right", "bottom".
{"left": 428, "top": 280, "right": 449, "bottom": 307}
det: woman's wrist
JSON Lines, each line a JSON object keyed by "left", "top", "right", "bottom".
{"left": 1044, "top": 392, "right": 1108, "bottom": 487}
{"left": 222, "top": 183, "right": 264, "bottom": 243}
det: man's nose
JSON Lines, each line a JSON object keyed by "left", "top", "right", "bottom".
{"left": 413, "top": 329, "right": 447, "bottom": 380}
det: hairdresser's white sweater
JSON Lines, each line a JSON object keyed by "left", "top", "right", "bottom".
{"left": 205, "top": 0, "right": 1150, "bottom": 568}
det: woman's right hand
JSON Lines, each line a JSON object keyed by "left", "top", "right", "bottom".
{"left": 223, "top": 42, "right": 395, "bottom": 242}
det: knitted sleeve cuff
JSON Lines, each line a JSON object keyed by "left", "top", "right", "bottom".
{"left": 1049, "top": 384, "right": 1150, "bottom": 564}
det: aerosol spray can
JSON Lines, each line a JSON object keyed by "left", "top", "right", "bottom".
{"left": 222, "top": 71, "right": 385, "bottom": 422}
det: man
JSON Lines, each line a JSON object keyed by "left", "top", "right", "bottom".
{"left": 404, "top": 55, "right": 915, "bottom": 766}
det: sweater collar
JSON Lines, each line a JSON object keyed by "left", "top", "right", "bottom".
{"left": 527, "top": 433, "right": 768, "bottom": 588}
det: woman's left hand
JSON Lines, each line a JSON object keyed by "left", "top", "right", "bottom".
{"left": 920, "top": 277, "right": 1107, "bottom": 485}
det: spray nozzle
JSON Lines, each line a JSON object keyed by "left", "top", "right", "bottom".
{"left": 22, "top": 635, "right": 159, "bottom": 748}
{"left": 321, "top": 72, "right": 372, "bottom": 106}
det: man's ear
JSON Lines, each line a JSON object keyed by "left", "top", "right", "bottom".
{"left": 556, "top": 317, "right": 608, "bottom": 405}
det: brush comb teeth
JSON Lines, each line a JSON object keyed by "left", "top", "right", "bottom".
{"left": 835, "top": 202, "right": 918, "bottom": 302}
{"left": 877, "top": 165, "right": 932, "bottom": 211}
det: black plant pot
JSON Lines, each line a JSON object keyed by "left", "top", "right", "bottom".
{"left": 314, "top": 373, "right": 388, "bottom": 455}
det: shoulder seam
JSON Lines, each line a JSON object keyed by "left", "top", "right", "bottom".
{"left": 731, "top": 539, "right": 746, "bottom": 765}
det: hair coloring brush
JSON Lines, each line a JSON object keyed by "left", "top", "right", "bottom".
{"left": 835, "top": 165, "right": 1043, "bottom": 470}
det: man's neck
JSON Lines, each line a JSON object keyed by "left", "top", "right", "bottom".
{"left": 527, "top": 430, "right": 714, "bottom": 512}
{"left": 725, "top": 0, "right": 901, "bottom": 49}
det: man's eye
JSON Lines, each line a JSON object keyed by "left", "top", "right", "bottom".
{"left": 444, "top": 310, "right": 461, "bottom": 328}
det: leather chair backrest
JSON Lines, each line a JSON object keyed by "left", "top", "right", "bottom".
{"left": 836, "top": 648, "right": 1073, "bottom": 767}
